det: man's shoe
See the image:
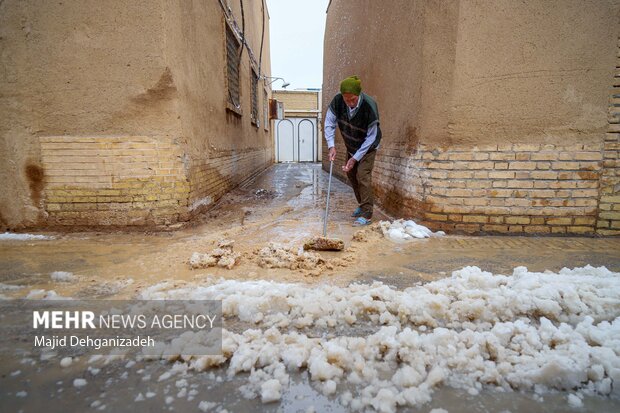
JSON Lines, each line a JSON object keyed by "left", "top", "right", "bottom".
{"left": 353, "top": 217, "right": 372, "bottom": 226}
{"left": 351, "top": 207, "right": 363, "bottom": 217}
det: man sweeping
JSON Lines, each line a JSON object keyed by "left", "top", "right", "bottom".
{"left": 324, "top": 75, "right": 382, "bottom": 226}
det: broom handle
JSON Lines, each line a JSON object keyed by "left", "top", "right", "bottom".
{"left": 323, "top": 160, "right": 333, "bottom": 237}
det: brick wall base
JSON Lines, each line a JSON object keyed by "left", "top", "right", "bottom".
{"left": 40, "top": 137, "right": 273, "bottom": 227}
{"left": 596, "top": 37, "right": 620, "bottom": 235}
{"left": 187, "top": 147, "right": 273, "bottom": 215}
{"left": 41, "top": 136, "right": 190, "bottom": 226}
{"left": 373, "top": 142, "right": 619, "bottom": 236}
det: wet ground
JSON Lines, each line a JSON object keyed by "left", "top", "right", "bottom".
{"left": 1, "top": 163, "right": 619, "bottom": 412}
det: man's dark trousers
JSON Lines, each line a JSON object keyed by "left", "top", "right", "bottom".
{"left": 346, "top": 149, "right": 376, "bottom": 219}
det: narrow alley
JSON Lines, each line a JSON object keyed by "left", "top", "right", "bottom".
{"left": 1, "top": 163, "right": 619, "bottom": 412}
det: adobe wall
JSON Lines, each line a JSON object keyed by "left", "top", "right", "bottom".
{"left": 163, "top": 0, "right": 273, "bottom": 217}
{"left": 0, "top": 0, "right": 273, "bottom": 229}
{"left": 323, "top": 0, "right": 620, "bottom": 235}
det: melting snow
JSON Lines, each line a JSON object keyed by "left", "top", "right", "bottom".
{"left": 25, "top": 289, "right": 70, "bottom": 300}
{"left": 138, "top": 265, "right": 620, "bottom": 412}
{"left": 380, "top": 219, "right": 445, "bottom": 242}
{"left": 51, "top": 271, "right": 77, "bottom": 282}
{"left": 0, "top": 232, "right": 54, "bottom": 241}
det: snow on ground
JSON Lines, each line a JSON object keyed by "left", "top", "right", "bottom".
{"left": 25, "top": 289, "right": 71, "bottom": 300}
{"left": 0, "top": 232, "right": 54, "bottom": 241}
{"left": 0, "top": 283, "right": 24, "bottom": 291}
{"left": 51, "top": 271, "right": 78, "bottom": 282}
{"left": 137, "top": 265, "right": 620, "bottom": 412}
{"left": 380, "top": 220, "right": 445, "bottom": 242}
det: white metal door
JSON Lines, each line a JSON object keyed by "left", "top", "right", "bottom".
{"left": 275, "top": 117, "right": 317, "bottom": 163}
{"left": 276, "top": 119, "right": 295, "bottom": 162}
{"left": 297, "top": 118, "right": 316, "bottom": 162}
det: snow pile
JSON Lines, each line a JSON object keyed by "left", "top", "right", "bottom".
{"left": 51, "top": 271, "right": 78, "bottom": 282}
{"left": 0, "top": 232, "right": 54, "bottom": 241}
{"left": 140, "top": 265, "right": 620, "bottom": 411}
{"left": 254, "top": 242, "right": 324, "bottom": 271}
{"left": 189, "top": 239, "right": 240, "bottom": 270}
{"left": 380, "top": 219, "right": 445, "bottom": 242}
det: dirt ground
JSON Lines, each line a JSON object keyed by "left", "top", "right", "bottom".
{"left": 1, "top": 163, "right": 619, "bottom": 412}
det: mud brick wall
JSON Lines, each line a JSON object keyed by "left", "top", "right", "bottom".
{"left": 187, "top": 148, "right": 272, "bottom": 214}
{"left": 41, "top": 136, "right": 190, "bottom": 226}
{"left": 597, "top": 37, "right": 620, "bottom": 235}
{"left": 372, "top": 36, "right": 620, "bottom": 237}
{"left": 374, "top": 143, "right": 610, "bottom": 235}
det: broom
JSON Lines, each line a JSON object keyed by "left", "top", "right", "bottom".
{"left": 304, "top": 160, "right": 345, "bottom": 251}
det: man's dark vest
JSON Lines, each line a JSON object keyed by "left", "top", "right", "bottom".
{"left": 328, "top": 92, "right": 382, "bottom": 156}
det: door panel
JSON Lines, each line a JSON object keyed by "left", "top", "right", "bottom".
{"left": 297, "top": 119, "right": 315, "bottom": 162}
{"left": 276, "top": 119, "right": 295, "bottom": 162}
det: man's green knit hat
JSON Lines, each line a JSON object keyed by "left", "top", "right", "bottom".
{"left": 340, "top": 75, "right": 362, "bottom": 95}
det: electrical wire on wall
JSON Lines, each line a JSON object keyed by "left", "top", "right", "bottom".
{"left": 237, "top": 0, "right": 245, "bottom": 65}
{"left": 217, "top": 0, "right": 263, "bottom": 74}
{"left": 258, "top": 0, "right": 265, "bottom": 79}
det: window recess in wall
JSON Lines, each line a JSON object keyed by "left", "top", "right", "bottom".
{"left": 251, "top": 67, "right": 259, "bottom": 126}
{"left": 226, "top": 24, "right": 242, "bottom": 115}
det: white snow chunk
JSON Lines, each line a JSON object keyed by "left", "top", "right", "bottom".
{"left": 260, "top": 379, "right": 282, "bottom": 403}
{"left": 134, "top": 393, "right": 145, "bottom": 402}
{"left": 380, "top": 219, "right": 441, "bottom": 242}
{"left": 73, "top": 378, "right": 87, "bottom": 388}
{"left": 567, "top": 393, "right": 583, "bottom": 408}
{"left": 51, "top": 271, "right": 77, "bottom": 282}
{"left": 198, "top": 401, "right": 217, "bottom": 412}
{"left": 0, "top": 232, "right": 54, "bottom": 241}
{"left": 322, "top": 380, "right": 337, "bottom": 395}
{"left": 60, "top": 357, "right": 73, "bottom": 367}
{"left": 16, "top": 391, "right": 27, "bottom": 397}
{"left": 158, "top": 371, "right": 172, "bottom": 382}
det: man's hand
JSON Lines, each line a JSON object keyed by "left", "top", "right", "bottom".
{"left": 342, "top": 157, "right": 356, "bottom": 172}
{"left": 328, "top": 147, "right": 337, "bottom": 161}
